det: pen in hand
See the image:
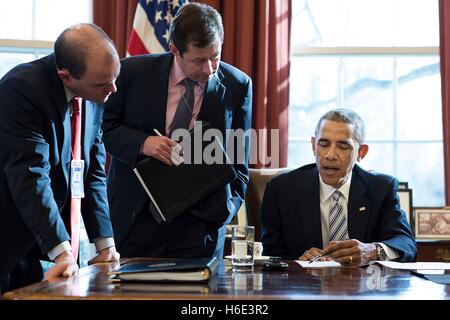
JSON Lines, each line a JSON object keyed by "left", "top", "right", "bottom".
{"left": 153, "top": 129, "right": 184, "bottom": 165}
{"left": 308, "top": 251, "right": 329, "bottom": 264}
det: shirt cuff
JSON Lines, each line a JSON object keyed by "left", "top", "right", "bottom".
{"left": 94, "top": 237, "right": 115, "bottom": 253}
{"left": 378, "top": 242, "right": 399, "bottom": 261}
{"left": 47, "top": 241, "right": 72, "bottom": 261}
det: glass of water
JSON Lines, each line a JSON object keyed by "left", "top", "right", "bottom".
{"left": 231, "top": 225, "right": 255, "bottom": 271}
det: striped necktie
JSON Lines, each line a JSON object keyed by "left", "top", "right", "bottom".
{"left": 328, "top": 190, "right": 349, "bottom": 241}
{"left": 169, "top": 78, "right": 195, "bottom": 137}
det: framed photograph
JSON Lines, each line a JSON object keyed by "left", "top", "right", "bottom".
{"left": 398, "top": 181, "right": 409, "bottom": 190}
{"left": 414, "top": 208, "right": 450, "bottom": 239}
{"left": 397, "top": 188, "right": 413, "bottom": 227}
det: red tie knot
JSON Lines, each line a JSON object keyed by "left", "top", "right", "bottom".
{"left": 71, "top": 97, "right": 82, "bottom": 113}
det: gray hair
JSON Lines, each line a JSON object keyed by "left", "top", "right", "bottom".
{"left": 314, "top": 108, "right": 366, "bottom": 144}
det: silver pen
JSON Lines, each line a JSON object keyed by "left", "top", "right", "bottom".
{"left": 308, "top": 251, "right": 329, "bottom": 264}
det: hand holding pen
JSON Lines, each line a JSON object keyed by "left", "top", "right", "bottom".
{"left": 308, "top": 251, "right": 330, "bottom": 264}
{"left": 153, "top": 129, "right": 184, "bottom": 166}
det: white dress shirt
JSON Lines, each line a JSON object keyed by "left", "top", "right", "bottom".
{"left": 318, "top": 172, "right": 398, "bottom": 261}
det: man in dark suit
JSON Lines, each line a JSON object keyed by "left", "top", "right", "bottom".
{"left": 0, "top": 23, "right": 120, "bottom": 293}
{"left": 102, "top": 3, "right": 252, "bottom": 259}
{"left": 261, "top": 108, "right": 416, "bottom": 265}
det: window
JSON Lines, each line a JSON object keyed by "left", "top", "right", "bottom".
{"left": 289, "top": 0, "right": 442, "bottom": 207}
{"left": 0, "top": 0, "right": 92, "bottom": 77}
{"left": 0, "top": 0, "right": 94, "bottom": 268}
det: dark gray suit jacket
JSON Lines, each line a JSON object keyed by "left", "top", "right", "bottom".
{"left": 0, "top": 54, "right": 114, "bottom": 277}
{"left": 261, "top": 164, "right": 417, "bottom": 261}
{"left": 102, "top": 53, "right": 252, "bottom": 251}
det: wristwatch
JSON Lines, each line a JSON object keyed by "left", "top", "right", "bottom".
{"left": 375, "top": 244, "right": 387, "bottom": 261}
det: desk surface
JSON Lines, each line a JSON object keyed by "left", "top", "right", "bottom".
{"left": 2, "top": 259, "right": 450, "bottom": 300}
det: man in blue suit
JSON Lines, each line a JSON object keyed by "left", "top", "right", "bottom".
{"left": 102, "top": 3, "right": 252, "bottom": 259}
{"left": 261, "top": 108, "right": 416, "bottom": 265}
{"left": 0, "top": 23, "right": 120, "bottom": 293}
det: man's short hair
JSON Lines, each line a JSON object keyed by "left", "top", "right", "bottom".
{"left": 315, "top": 108, "right": 366, "bottom": 144}
{"left": 169, "top": 2, "right": 224, "bottom": 55}
{"left": 54, "top": 23, "right": 115, "bottom": 79}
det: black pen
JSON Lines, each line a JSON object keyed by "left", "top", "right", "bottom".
{"left": 308, "top": 251, "right": 329, "bottom": 264}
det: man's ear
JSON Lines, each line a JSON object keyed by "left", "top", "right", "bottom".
{"left": 57, "top": 69, "right": 71, "bottom": 86}
{"left": 357, "top": 144, "right": 369, "bottom": 161}
{"left": 311, "top": 136, "right": 316, "bottom": 155}
{"left": 169, "top": 43, "right": 179, "bottom": 56}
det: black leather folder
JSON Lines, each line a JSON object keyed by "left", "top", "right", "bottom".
{"left": 133, "top": 123, "right": 237, "bottom": 222}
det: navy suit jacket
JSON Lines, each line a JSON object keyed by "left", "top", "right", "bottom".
{"left": 261, "top": 164, "right": 417, "bottom": 261}
{"left": 0, "top": 54, "right": 114, "bottom": 277}
{"left": 102, "top": 53, "right": 252, "bottom": 247}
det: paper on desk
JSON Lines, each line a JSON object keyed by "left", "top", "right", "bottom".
{"left": 375, "top": 261, "right": 450, "bottom": 270}
{"left": 296, "top": 260, "right": 341, "bottom": 268}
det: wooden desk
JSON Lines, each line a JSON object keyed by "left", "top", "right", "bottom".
{"left": 2, "top": 259, "right": 449, "bottom": 301}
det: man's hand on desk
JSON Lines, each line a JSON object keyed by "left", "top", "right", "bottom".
{"left": 88, "top": 246, "right": 120, "bottom": 265}
{"left": 324, "top": 239, "right": 377, "bottom": 267}
{"left": 298, "top": 247, "right": 334, "bottom": 261}
{"left": 44, "top": 250, "right": 79, "bottom": 280}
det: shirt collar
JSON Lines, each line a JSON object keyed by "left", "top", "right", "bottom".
{"left": 319, "top": 170, "right": 352, "bottom": 204}
{"left": 63, "top": 85, "right": 76, "bottom": 103}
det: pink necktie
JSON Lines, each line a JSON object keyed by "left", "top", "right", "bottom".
{"left": 70, "top": 97, "right": 82, "bottom": 261}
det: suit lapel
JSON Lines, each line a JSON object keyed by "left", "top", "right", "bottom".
{"left": 197, "top": 69, "right": 226, "bottom": 130}
{"left": 44, "top": 54, "right": 71, "bottom": 182}
{"left": 347, "top": 166, "right": 371, "bottom": 240}
{"left": 146, "top": 54, "right": 171, "bottom": 134}
{"left": 296, "top": 168, "right": 323, "bottom": 249}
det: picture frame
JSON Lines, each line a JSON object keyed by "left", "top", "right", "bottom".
{"left": 398, "top": 181, "right": 409, "bottom": 190}
{"left": 414, "top": 208, "right": 450, "bottom": 239}
{"left": 397, "top": 188, "right": 413, "bottom": 228}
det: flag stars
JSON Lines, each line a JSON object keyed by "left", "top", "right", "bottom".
{"left": 172, "top": 0, "right": 181, "bottom": 8}
{"left": 162, "top": 29, "right": 170, "bottom": 44}
{"left": 155, "top": 10, "right": 163, "bottom": 23}
{"left": 165, "top": 11, "right": 173, "bottom": 24}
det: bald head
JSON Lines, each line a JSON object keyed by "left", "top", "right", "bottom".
{"left": 54, "top": 23, "right": 119, "bottom": 79}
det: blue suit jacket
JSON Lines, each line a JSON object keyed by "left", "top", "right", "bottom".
{"left": 261, "top": 164, "right": 417, "bottom": 261}
{"left": 102, "top": 53, "right": 252, "bottom": 249}
{"left": 0, "top": 54, "right": 113, "bottom": 277}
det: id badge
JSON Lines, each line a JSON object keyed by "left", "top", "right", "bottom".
{"left": 70, "top": 159, "right": 85, "bottom": 198}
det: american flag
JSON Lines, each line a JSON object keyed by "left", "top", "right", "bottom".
{"left": 127, "top": 0, "right": 188, "bottom": 56}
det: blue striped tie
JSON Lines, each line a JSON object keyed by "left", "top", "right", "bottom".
{"left": 169, "top": 78, "right": 195, "bottom": 137}
{"left": 329, "top": 190, "right": 349, "bottom": 241}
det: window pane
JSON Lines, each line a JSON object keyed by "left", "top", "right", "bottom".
{"left": 397, "top": 56, "right": 442, "bottom": 140}
{"left": 289, "top": 56, "right": 339, "bottom": 140}
{"left": 292, "top": 0, "right": 438, "bottom": 47}
{"left": 287, "top": 141, "right": 315, "bottom": 168}
{"left": 359, "top": 143, "right": 394, "bottom": 174}
{"left": 342, "top": 57, "right": 394, "bottom": 139}
{"left": 35, "top": 0, "right": 92, "bottom": 41}
{"left": 396, "top": 143, "right": 444, "bottom": 207}
{"left": 0, "top": 52, "right": 35, "bottom": 78}
{"left": 0, "top": 0, "right": 33, "bottom": 40}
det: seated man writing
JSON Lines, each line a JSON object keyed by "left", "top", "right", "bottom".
{"left": 261, "top": 108, "right": 416, "bottom": 266}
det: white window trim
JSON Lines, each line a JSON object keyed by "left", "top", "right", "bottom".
{"left": 293, "top": 47, "right": 439, "bottom": 55}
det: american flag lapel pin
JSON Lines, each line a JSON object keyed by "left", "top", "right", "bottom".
{"left": 359, "top": 206, "right": 366, "bottom": 213}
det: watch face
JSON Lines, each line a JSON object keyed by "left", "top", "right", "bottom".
{"left": 378, "top": 246, "right": 387, "bottom": 260}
